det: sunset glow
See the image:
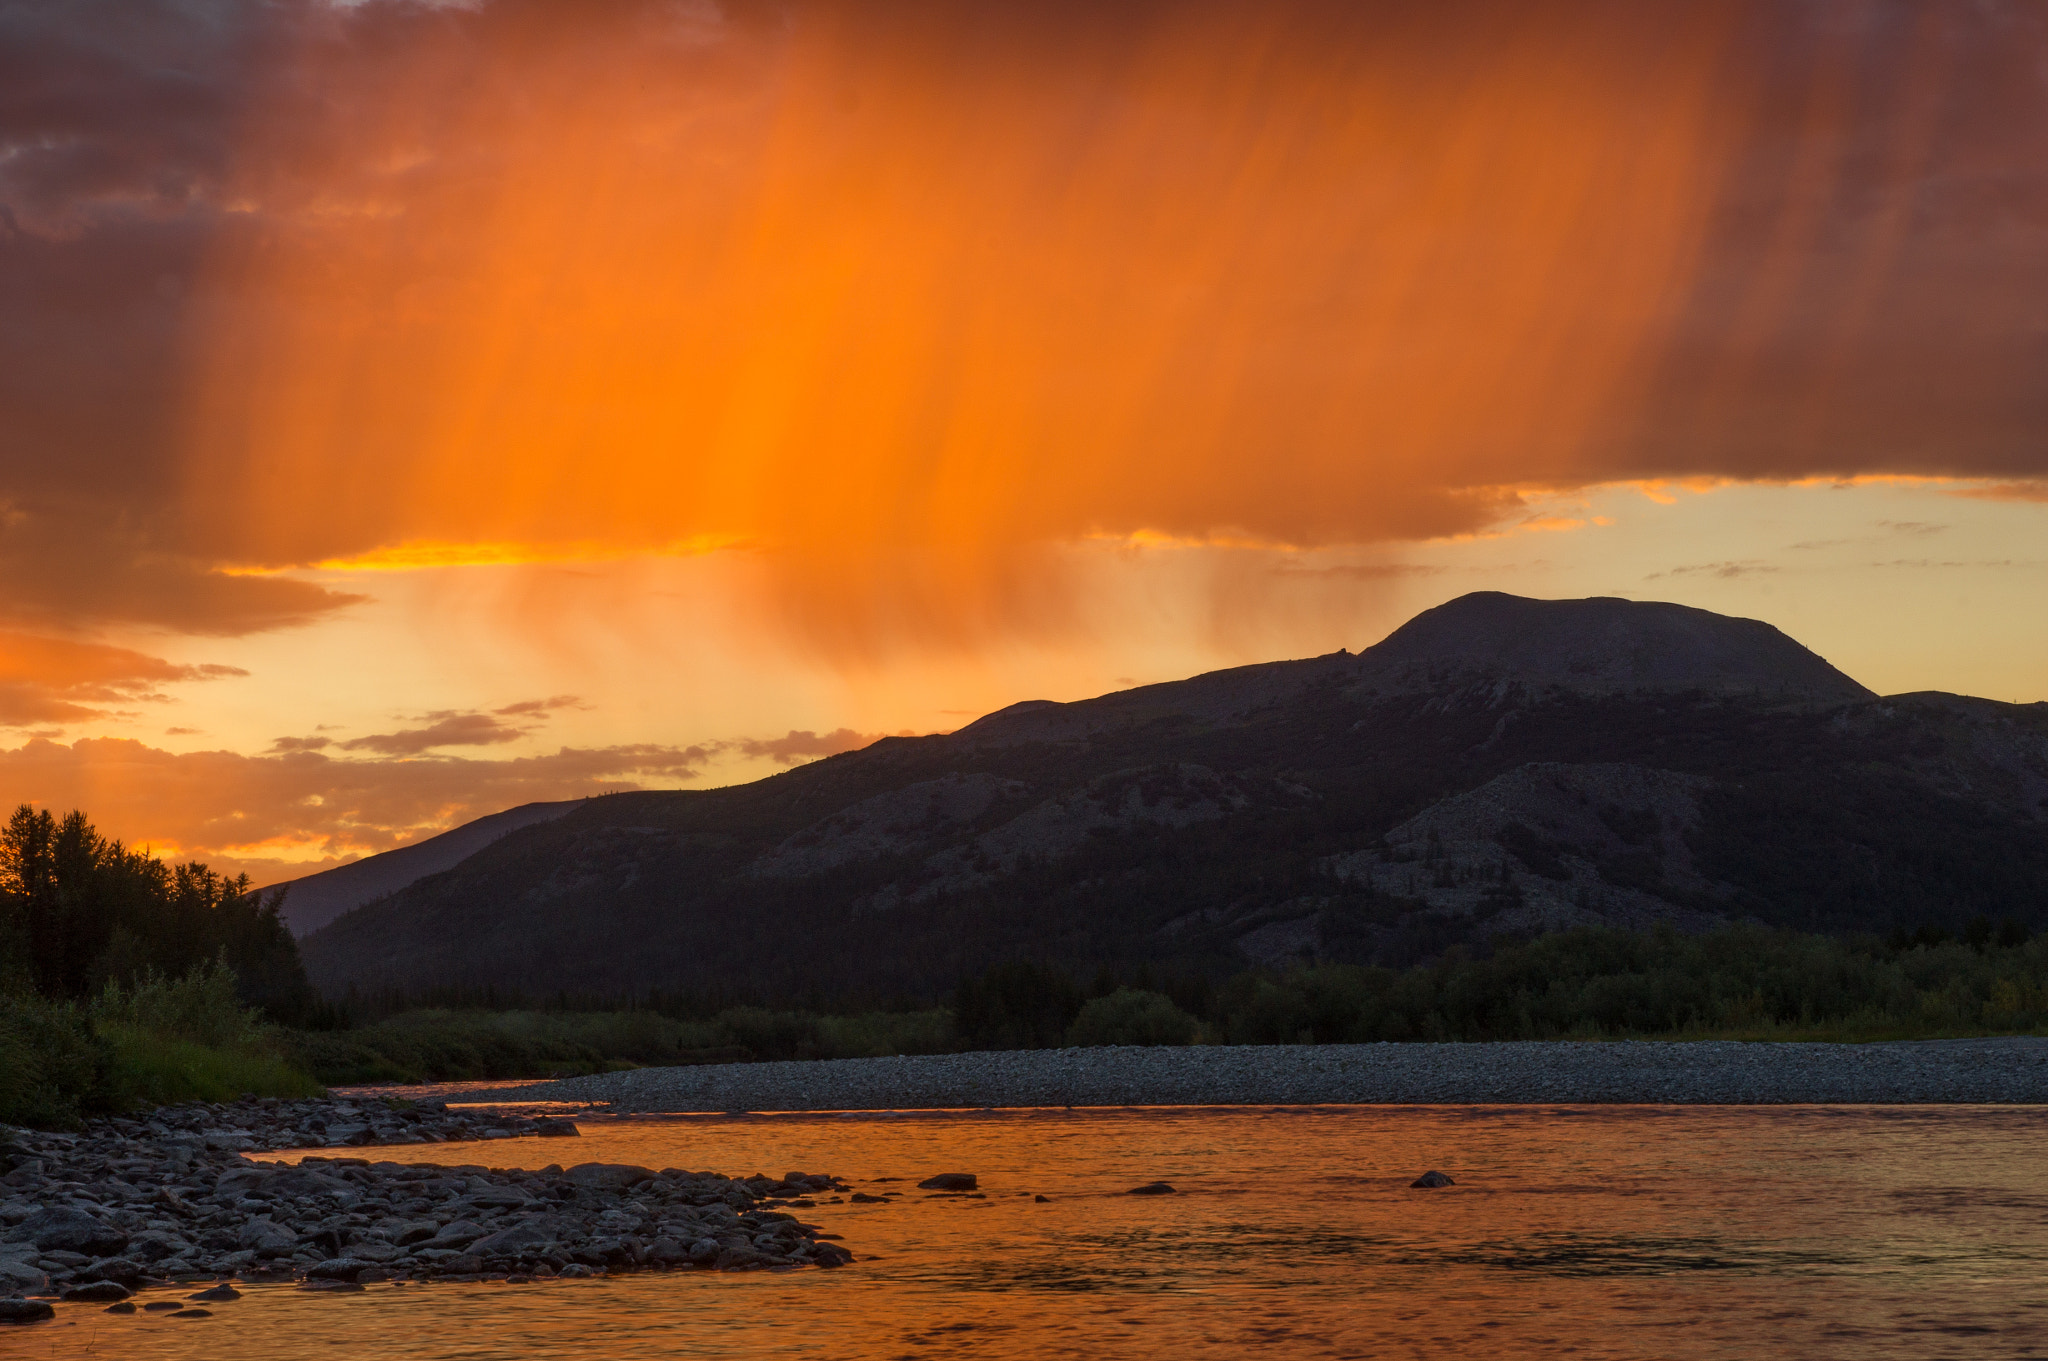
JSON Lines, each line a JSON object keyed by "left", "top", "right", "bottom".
{"left": 3, "top": 0, "right": 2045, "bottom": 879}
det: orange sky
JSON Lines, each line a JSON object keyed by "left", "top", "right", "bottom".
{"left": 1, "top": 1, "right": 2044, "bottom": 880}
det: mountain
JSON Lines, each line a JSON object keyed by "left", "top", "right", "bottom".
{"left": 297, "top": 593, "right": 2048, "bottom": 1002}
{"left": 271, "top": 799, "right": 581, "bottom": 936}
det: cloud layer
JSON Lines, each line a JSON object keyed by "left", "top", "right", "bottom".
{"left": 3, "top": 1, "right": 2046, "bottom": 651}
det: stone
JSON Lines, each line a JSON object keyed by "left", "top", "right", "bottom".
{"left": 471, "top": 1220, "right": 558, "bottom": 1257}
{"left": 188, "top": 1284, "right": 241, "bottom": 1301}
{"left": 103, "top": 1301, "right": 137, "bottom": 1314}
{"left": 533, "top": 1119, "right": 581, "bottom": 1137}
{"left": 144, "top": 1301, "right": 185, "bottom": 1312}
{"left": 308, "top": 1257, "right": 374, "bottom": 1279}
{"left": 0, "top": 1298, "right": 54, "bottom": 1324}
{"left": 7, "top": 1207, "right": 128, "bottom": 1257}
{"left": 563, "top": 1163, "right": 656, "bottom": 1190}
{"left": 60, "top": 1280, "right": 132, "bottom": 1302}
{"left": 427, "top": 1220, "right": 488, "bottom": 1248}
{"left": 916, "top": 1173, "right": 978, "bottom": 1192}
{"left": 1410, "top": 1170, "right": 1454, "bottom": 1189}
{"left": 1127, "top": 1182, "right": 1176, "bottom": 1196}
{"left": 0, "top": 1259, "right": 47, "bottom": 1294}
{"left": 557, "top": 1263, "right": 598, "bottom": 1278}
{"left": 170, "top": 1308, "right": 213, "bottom": 1319}
{"left": 83, "top": 1256, "right": 144, "bottom": 1286}
{"left": 238, "top": 1220, "right": 298, "bottom": 1253}
{"left": 849, "top": 1192, "right": 886, "bottom": 1203}
{"left": 1034, "top": 1195, "right": 1051, "bottom": 1203}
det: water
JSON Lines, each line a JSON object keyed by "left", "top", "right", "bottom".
{"left": 20, "top": 1105, "right": 2048, "bottom": 1359}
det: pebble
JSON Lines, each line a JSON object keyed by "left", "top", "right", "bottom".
{"left": 0, "top": 1094, "right": 857, "bottom": 1316}
{"left": 471, "top": 1038, "right": 2048, "bottom": 1111}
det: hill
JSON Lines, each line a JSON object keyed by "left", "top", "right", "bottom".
{"left": 297, "top": 593, "right": 2048, "bottom": 1003}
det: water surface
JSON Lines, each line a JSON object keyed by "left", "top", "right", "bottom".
{"left": 21, "top": 1105, "right": 2048, "bottom": 1359}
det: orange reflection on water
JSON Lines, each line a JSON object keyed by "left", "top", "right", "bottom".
{"left": 35, "top": 1105, "right": 2048, "bottom": 1359}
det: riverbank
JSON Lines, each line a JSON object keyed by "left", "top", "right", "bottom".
{"left": 0, "top": 1096, "right": 853, "bottom": 1312}
{"left": 467, "top": 1037, "right": 2048, "bottom": 1110}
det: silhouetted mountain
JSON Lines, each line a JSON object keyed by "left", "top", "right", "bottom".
{"left": 273, "top": 799, "right": 581, "bottom": 936}
{"left": 297, "top": 594, "right": 2048, "bottom": 1002}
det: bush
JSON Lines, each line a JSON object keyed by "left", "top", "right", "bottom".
{"left": 0, "top": 991, "right": 107, "bottom": 1128}
{"left": 1066, "top": 988, "right": 1201, "bottom": 1047}
{"left": 96, "top": 1025, "right": 322, "bottom": 1108}
{"left": 89, "top": 959, "right": 268, "bottom": 1050}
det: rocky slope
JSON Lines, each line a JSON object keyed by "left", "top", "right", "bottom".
{"left": 298, "top": 592, "right": 2048, "bottom": 1001}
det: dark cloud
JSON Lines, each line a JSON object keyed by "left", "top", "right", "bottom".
{"left": 268, "top": 735, "right": 330, "bottom": 753}
{"left": 734, "top": 728, "right": 880, "bottom": 765}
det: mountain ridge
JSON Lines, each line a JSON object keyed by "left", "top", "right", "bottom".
{"left": 296, "top": 593, "right": 2048, "bottom": 1002}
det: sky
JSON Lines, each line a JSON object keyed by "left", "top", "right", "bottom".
{"left": 1, "top": 0, "right": 2045, "bottom": 883}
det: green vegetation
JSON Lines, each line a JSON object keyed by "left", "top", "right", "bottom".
{"left": 0, "top": 963, "right": 320, "bottom": 1127}
{"left": 0, "top": 804, "right": 328, "bottom": 1126}
{"left": 282, "top": 1005, "right": 954, "bottom": 1085}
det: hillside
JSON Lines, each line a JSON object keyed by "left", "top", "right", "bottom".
{"left": 298, "top": 593, "right": 2048, "bottom": 1003}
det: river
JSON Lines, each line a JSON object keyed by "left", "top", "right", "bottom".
{"left": 19, "top": 1104, "right": 2048, "bottom": 1358}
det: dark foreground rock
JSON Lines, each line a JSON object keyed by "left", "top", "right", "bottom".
{"left": 469, "top": 1037, "right": 2048, "bottom": 1110}
{"left": 1410, "top": 1170, "right": 1454, "bottom": 1188}
{"left": 0, "top": 1098, "right": 856, "bottom": 1303}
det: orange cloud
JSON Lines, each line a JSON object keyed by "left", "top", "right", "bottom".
{"left": 0, "top": 631, "right": 245, "bottom": 726}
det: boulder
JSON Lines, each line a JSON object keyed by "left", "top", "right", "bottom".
{"left": 533, "top": 1118, "right": 581, "bottom": 1137}
{"left": 82, "top": 1257, "right": 144, "bottom": 1286}
{"left": 307, "top": 1257, "right": 374, "bottom": 1280}
{"left": 564, "top": 1163, "right": 656, "bottom": 1190}
{"left": 1410, "top": 1170, "right": 1454, "bottom": 1189}
{"left": 1127, "top": 1182, "right": 1175, "bottom": 1196}
{"left": 238, "top": 1221, "right": 298, "bottom": 1254}
{"left": 188, "top": 1284, "right": 242, "bottom": 1302}
{"left": 7, "top": 1207, "right": 128, "bottom": 1257}
{"left": 0, "top": 1260, "right": 46, "bottom": 1295}
{"left": 0, "top": 1298, "right": 54, "bottom": 1324}
{"left": 427, "top": 1220, "right": 488, "bottom": 1248}
{"left": 916, "top": 1173, "right": 978, "bottom": 1191}
{"left": 470, "top": 1220, "right": 558, "bottom": 1257}
{"left": 60, "top": 1281, "right": 131, "bottom": 1303}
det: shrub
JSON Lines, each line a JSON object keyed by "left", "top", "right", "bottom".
{"left": 89, "top": 959, "right": 268, "bottom": 1050}
{"left": 1066, "top": 988, "right": 1201, "bottom": 1047}
{"left": 0, "top": 991, "right": 106, "bottom": 1128}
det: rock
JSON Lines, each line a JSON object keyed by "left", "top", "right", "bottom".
{"left": 104, "top": 1301, "right": 137, "bottom": 1314}
{"left": 427, "top": 1220, "right": 488, "bottom": 1248}
{"left": 238, "top": 1221, "right": 298, "bottom": 1253}
{"left": 1034, "top": 1195, "right": 1051, "bottom": 1203}
{"left": 470, "top": 1220, "right": 558, "bottom": 1257}
{"left": 533, "top": 1119, "right": 581, "bottom": 1137}
{"left": 7, "top": 1207, "right": 128, "bottom": 1257}
{"left": 557, "top": 1263, "right": 598, "bottom": 1278}
{"left": 308, "top": 1257, "right": 373, "bottom": 1279}
{"left": 1127, "top": 1182, "right": 1175, "bottom": 1195}
{"left": 687, "top": 1238, "right": 720, "bottom": 1265}
{"left": 188, "top": 1284, "right": 241, "bottom": 1301}
{"left": 0, "top": 1260, "right": 46, "bottom": 1294}
{"left": 0, "top": 1298, "right": 54, "bottom": 1324}
{"left": 563, "top": 1163, "right": 656, "bottom": 1190}
{"left": 849, "top": 1192, "right": 886, "bottom": 1203}
{"left": 916, "top": 1173, "right": 978, "bottom": 1191}
{"left": 1410, "top": 1170, "right": 1454, "bottom": 1188}
{"left": 810, "top": 1242, "right": 853, "bottom": 1267}
{"left": 83, "top": 1257, "right": 144, "bottom": 1286}
{"left": 60, "top": 1280, "right": 132, "bottom": 1302}
{"left": 144, "top": 1301, "right": 185, "bottom": 1312}
{"left": 299, "top": 1280, "right": 366, "bottom": 1293}
{"left": 170, "top": 1308, "right": 213, "bottom": 1319}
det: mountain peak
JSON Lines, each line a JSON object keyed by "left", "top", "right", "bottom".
{"left": 1353, "top": 592, "right": 1873, "bottom": 702}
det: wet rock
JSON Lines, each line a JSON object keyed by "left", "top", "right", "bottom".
{"left": 170, "top": 1308, "right": 213, "bottom": 1319}
{"left": 471, "top": 1220, "right": 558, "bottom": 1257}
{"left": 103, "top": 1301, "right": 137, "bottom": 1314}
{"left": 0, "top": 1298, "right": 54, "bottom": 1324}
{"left": 558, "top": 1263, "right": 599, "bottom": 1278}
{"left": 533, "top": 1118, "right": 581, "bottom": 1137}
{"left": 0, "top": 1260, "right": 47, "bottom": 1294}
{"left": 188, "top": 1284, "right": 242, "bottom": 1302}
{"left": 916, "top": 1173, "right": 978, "bottom": 1191}
{"left": 849, "top": 1192, "right": 886, "bottom": 1203}
{"left": 8, "top": 1207, "right": 128, "bottom": 1256}
{"left": 60, "top": 1280, "right": 132, "bottom": 1302}
{"left": 1034, "top": 1195, "right": 1051, "bottom": 1203}
{"left": 1410, "top": 1170, "right": 1454, "bottom": 1188}
{"left": 144, "top": 1301, "right": 185, "bottom": 1311}
{"left": 564, "top": 1163, "right": 656, "bottom": 1190}
{"left": 1127, "top": 1182, "right": 1175, "bottom": 1195}
{"left": 308, "top": 1257, "right": 374, "bottom": 1280}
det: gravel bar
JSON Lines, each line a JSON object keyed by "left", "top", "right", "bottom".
{"left": 469, "top": 1038, "right": 2048, "bottom": 1109}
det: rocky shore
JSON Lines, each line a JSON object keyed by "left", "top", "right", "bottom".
{"left": 474, "top": 1037, "right": 2048, "bottom": 1110}
{"left": 0, "top": 1096, "right": 854, "bottom": 1322}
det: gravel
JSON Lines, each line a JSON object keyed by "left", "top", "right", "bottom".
{"left": 470, "top": 1038, "right": 2048, "bottom": 1110}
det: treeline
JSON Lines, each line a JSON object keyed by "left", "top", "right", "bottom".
{"left": 0, "top": 805, "right": 315, "bottom": 1020}
{"left": 0, "top": 805, "right": 323, "bottom": 1126}
{"left": 953, "top": 922, "right": 2048, "bottom": 1047}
